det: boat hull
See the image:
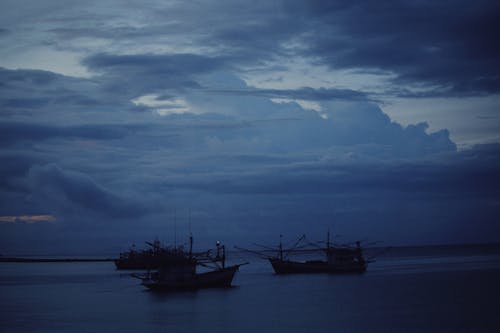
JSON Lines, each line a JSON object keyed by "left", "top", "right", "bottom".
{"left": 269, "top": 258, "right": 366, "bottom": 275}
{"left": 141, "top": 265, "right": 240, "bottom": 291}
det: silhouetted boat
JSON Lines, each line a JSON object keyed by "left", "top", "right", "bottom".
{"left": 134, "top": 237, "right": 246, "bottom": 291}
{"left": 269, "top": 242, "right": 367, "bottom": 274}
{"left": 238, "top": 233, "right": 371, "bottom": 275}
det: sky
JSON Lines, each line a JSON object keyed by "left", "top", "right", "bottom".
{"left": 1, "top": 0, "right": 499, "bottom": 254}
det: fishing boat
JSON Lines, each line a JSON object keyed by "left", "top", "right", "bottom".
{"left": 269, "top": 240, "right": 367, "bottom": 274}
{"left": 238, "top": 233, "right": 372, "bottom": 275}
{"left": 134, "top": 237, "right": 246, "bottom": 291}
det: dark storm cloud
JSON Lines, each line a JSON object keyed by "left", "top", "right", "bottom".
{"left": 0, "top": 67, "right": 60, "bottom": 86}
{"left": 294, "top": 0, "right": 500, "bottom": 95}
{"left": 83, "top": 53, "right": 226, "bottom": 75}
{"left": 0, "top": 64, "right": 372, "bottom": 121}
{"left": 126, "top": 0, "right": 499, "bottom": 96}
{"left": 0, "top": 122, "right": 135, "bottom": 146}
{"left": 49, "top": 25, "right": 159, "bottom": 40}
{"left": 82, "top": 53, "right": 371, "bottom": 103}
{"left": 7, "top": 1, "right": 497, "bottom": 98}
{"left": 2, "top": 98, "right": 49, "bottom": 109}
{"left": 0, "top": 67, "right": 111, "bottom": 114}
{"left": 82, "top": 53, "right": 228, "bottom": 97}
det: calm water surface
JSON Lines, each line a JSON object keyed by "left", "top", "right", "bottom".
{"left": 1, "top": 246, "right": 500, "bottom": 332}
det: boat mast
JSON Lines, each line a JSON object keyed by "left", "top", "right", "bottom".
{"left": 279, "top": 234, "right": 283, "bottom": 261}
{"left": 188, "top": 209, "right": 193, "bottom": 259}
{"left": 189, "top": 234, "right": 193, "bottom": 259}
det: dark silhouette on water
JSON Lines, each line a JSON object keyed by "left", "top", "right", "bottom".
{"left": 238, "top": 232, "right": 372, "bottom": 274}
{"left": 132, "top": 237, "right": 246, "bottom": 291}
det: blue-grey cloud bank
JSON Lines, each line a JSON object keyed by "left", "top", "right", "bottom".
{"left": 0, "top": 0, "right": 499, "bottom": 254}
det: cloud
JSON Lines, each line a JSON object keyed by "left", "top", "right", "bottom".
{"left": 146, "top": 143, "right": 500, "bottom": 245}
{"left": 294, "top": 0, "right": 500, "bottom": 95}
{"left": 81, "top": 54, "right": 374, "bottom": 108}
{"left": 178, "top": 143, "right": 500, "bottom": 196}
{"left": 0, "top": 122, "right": 134, "bottom": 146}
{"left": 84, "top": 53, "right": 226, "bottom": 75}
{"left": 82, "top": 53, "right": 227, "bottom": 97}
{"left": 0, "top": 64, "right": 373, "bottom": 126}
{"left": 2, "top": 143, "right": 499, "bottom": 251}
{"left": 204, "top": 86, "right": 370, "bottom": 102}
{"left": 0, "top": 17, "right": 494, "bottom": 250}
{"left": 180, "top": 75, "right": 456, "bottom": 157}
{"left": 3, "top": 1, "right": 499, "bottom": 98}
{"left": 0, "top": 67, "right": 114, "bottom": 118}
{"left": 27, "top": 164, "right": 147, "bottom": 219}
{"left": 0, "top": 90, "right": 460, "bottom": 239}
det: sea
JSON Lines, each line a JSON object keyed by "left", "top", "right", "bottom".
{"left": 1, "top": 244, "right": 500, "bottom": 332}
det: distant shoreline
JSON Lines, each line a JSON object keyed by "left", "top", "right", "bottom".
{"left": 0, "top": 257, "right": 115, "bottom": 263}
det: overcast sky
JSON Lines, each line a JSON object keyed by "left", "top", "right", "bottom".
{"left": 1, "top": 0, "right": 499, "bottom": 254}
